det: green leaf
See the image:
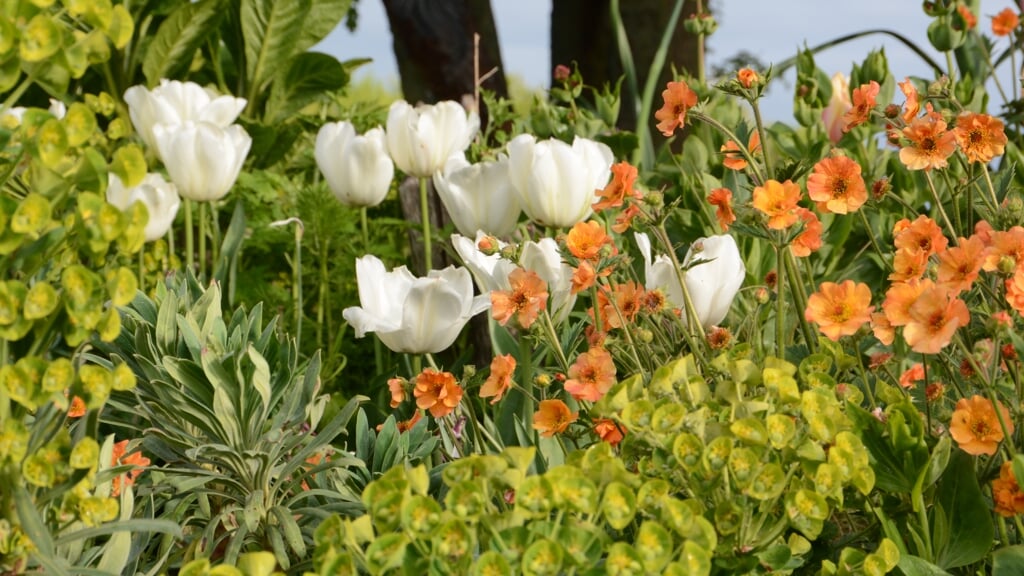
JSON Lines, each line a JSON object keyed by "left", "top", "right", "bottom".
{"left": 897, "top": 554, "right": 953, "bottom": 576}
{"left": 933, "top": 451, "right": 994, "bottom": 568}
{"left": 241, "top": 0, "right": 312, "bottom": 96}
{"left": 993, "top": 545, "right": 1024, "bottom": 576}
{"left": 213, "top": 201, "right": 246, "bottom": 289}
{"left": 142, "top": 0, "right": 228, "bottom": 85}
{"left": 295, "top": 0, "right": 351, "bottom": 53}
{"left": 266, "top": 52, "right": 348, "bottom": 123}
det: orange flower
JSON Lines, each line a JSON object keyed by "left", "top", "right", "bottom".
{"left": 882, "top": 279, "right": 931, "bottom": 327}
{"left": 949, "top": 395, "right": 1012, "bottom": 455}
{"left": 842, "top": 80, "right": 879, "bottom": 132}
{"left": 993, "top": 461, "right": 1024, "bottom": 516}
{"left": 396, "top": 410, "right": 423, "bottom": 432}
{"left": 721, "top": 131, "right": 760, "bottom": 171}
{"left": 957, "top": 4, "right": 977, "bottom": 30}
{"left": 388, "top": 377, "right": 407, "bottom": 408}
{"left": 110, "top": 440, "right": 150, "bottom": 498}
{"left": 982, "top": 226, "right": 1024, "bottom": 271}
{"left": 594, "top": 418, "right": 626, "bottom": 446}
{"left": 572, "top": 261, "right": 597, "bottom": 294}
{"left": 954, "top": 112, "right": 1007, "bottom": 164}
{"left": 564, "top": 347, "right": 617, "bottom": 402}
{"left": 68, "top": 395, "right": 86, "bottom": 418}
{"left": 1005, "top": 267, "right": 1024, "bottom": 315}
{"left": 806, "top": 155, "right": 867, "bottom": 214}
{"left": 804, "top": 280, "right": 874, "bottom": 341}
{"left": 899, "top": 114, "right": 957, "bottom": 171}
{"left": 992, "top": 7, "right": 1020, "bottom": 36}
{"left": 903, "top": 285, "right": 970, "bottom": 354}
{"left": 752, "top": 179, "right": 801, "bottom": 230}
{"left": 898, "top": 363, "right": 925, "bottom": 389}
{"left": 612, "top": 203, "right": 642, "bottom": 233}
{"left": 737, "top": 68, "right": 758, "bottom": 88}
{"left": 567, "top": 220, "right": 613, "bottom": 261}
{"left": 655, "top": 80, "right": 699, "bottom": 137}
{"left": 480, "top": 354, "right": 516, "bottom": 404}
{"left": 898, "top": 77, "right": 920, "bottom": 123}
{"left": 893, "top": 215, "right": 948, "bottom": 256}
{"left": 595, "top": 281, "right": 645, "bottom": 329}
{"left": 707, "top": 188, "right": 736, "bottom": 231}
{"left": 594, "top": 161, "right": 639, "bottom": 211}
{"left": 791, "top": 208, "right": 823, "bottom": 258}
{"left": 871, "top": 311, "right": 895, "bottom": 345}
{"left": 889, "top": 249, "right": 929, "bottom": 283}
{"left": 936, "top": 235, "right": 985, "bottom": 293}
{"left": 533, "top": 399, "right": 578, "bottom": 438}
{"left": 413, "top": 369, "right": 463, "bottom": 418}
{"left": 491, "top": 268, "right": 549, "bottom": 329}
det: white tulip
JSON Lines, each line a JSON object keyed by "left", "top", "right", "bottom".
{"left": 342, "top": 254, "right": 490, "bottom": 354}
{"left": 153, "top": 121, "right": 251, "bottom": 202}
{"left": 124, "top": 79, "right": 247, "bottom": 153}
{"left": 635, "top": 232, "right": 745, "bottom": 328}
{"left": 507, "top": 134, "right": 613, "bottom": 228}
{"left": 433, "top": 153, "right": 520, "bottom": 237}
{"left": 520, "top": 238, "right": 576, "bottom": 324}
{"left": 451, "top": 232, "right": 515, "bottom": 293}
{"left": 315, "top": 121, "right": 394, "bottom": 208}
{"left": 106, "top": 173, "right": 181, "bottom": 242}
{"left": 385, "top": 100, "right": 479, "bottom": 177}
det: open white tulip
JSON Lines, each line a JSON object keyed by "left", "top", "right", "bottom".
{"left": 153, "top": 121, "right": 251, "bottom": 202}
{"left": 106, "top": 173, "right": 181, "bottom": 242}
{"left": 315, "top": 121, "right": 394, "bottom": 207}
{"left": 434, "top": 154, "right": 521, "bottom": 237}
{"left": 636, "top": 232, "right": 745, "bottom": 328}
{"left": 342, "top": 254, "right": 490, "bottom": 354}
{"left": 124, "top": 80, "right": 247, "bottom": 154}
{"left": 507, "top": 134, "right": 613, "bottom": 228}
{"left": 385, "top": 100, "right": 479, "bottom": 177}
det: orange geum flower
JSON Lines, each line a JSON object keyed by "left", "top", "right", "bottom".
{"left": 752, "top": 179, "right": 801, "bottom": 230}
{"left": 67, "top": 395, "right": 86, "bottom": 418}
{"left": 491, "top": 268, "right": 549, "bottom": 329}
{"left": 413, "top": 368, "right": 463, "bottom": 418}
{"left": 533, "top": 399, "right": 578, "bottom": 438}
{"left": 805, "top": 280, "right": 874, "bottom": 341}
{"left": 612, "top": 203, "right": 641, "bottom": 233}
{"left": 992, "top": 7, "right": 1020, "bottom": 36}
{"left": 871, "top": 311, "right": 895, "bottom": 345}
{"left": 957, "top": 4, "right": 978, "bottom": 30}
{"left": 882, "top": 279, "right": 931, "bottom": 327}
{"left": 594, "top": 418, "right": 626, "bottom": 446}
{"left": 889, "top": 249, "right": 929, "bottom": 283}
{"left": 111, "top": 440, "right": 150, "bottom": 497}
{"left": 982, "top": 226, "right": 1024, "bottom": 271}
{"left": 594, "top": 161, "right": 639, "bottom": 211}
{"left": 994, "top": 461, "right": 1024, "bottom": 516}
{"left": 893, "top": 215, "right": 948, "bottom": 257}
{"left": 842, "top": 80, "right": 880, "bottom": 132}
{"left": 899, "top": 114, "right": 957, "bottom": 171}
{"left": 737, "top": 68, "right": 758, "bottom": 88}
{"left": 480, "top": 354, "right": 516, "bottom": 404}
{"left": 1005, "top": 267, "right": 1024, "bottom": 315}
{"left": 564, "top": 347, "right": 617, "bottom": 402}
{"left": 595, "top": 281, "right": 645, "bottom": 329}
{"left": 721, "top": 131, "right": 760, "bottom": 171}
{"left": 707, "top": 187, "right": 736, "bottom": 231}
{"left": 950, "top": 395, "right": 1012, "bottom": 455}
{"left": 655, "top": 80, "right": 699, "bottom": 137}
{"left": 903, "top": 285, "right": 970, "bottom": 354}
{"left": 567, "top": 220, "right": 613, "bottom": 261}
{"left": 388, "top": 377, "right": 407, "bottom": 408}
{"left": 898, "top": 77, "right": 920, "bottom": 123}
{"left": 791, "top": 208, "right": 823, "bottom": 257}
{"left": 806, "top": 155, "right": 868, "bottom": 214}
{"left": 936, "top": 235, "right": 985, "bottom": 293}
{"left": 898, "top": 363, "right": 925, "bottom": 389}
{"left": 572, "top": 261, "right": 597, "bottom": 294}
{"left": 954, "top": 112, "right": 1007, "bottom": 164}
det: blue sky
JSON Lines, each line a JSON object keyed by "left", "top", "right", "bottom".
{"left": 317, "top": 1, "right": 1017, "bottom": 121}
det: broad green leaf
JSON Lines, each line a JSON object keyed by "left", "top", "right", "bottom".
{"left": 266, "top": 52, "right": 348, "bottom": 123}
{"left": 896, "top": 554, "right": 953, "bottom": 576}
{"left": 241, "top": 0, "right": 312, "bottom": 95}
{"left": 993, "top": 545, "right": 1024, "bottom": 576}
{"left": 142, "top": 0, "right": 228, "bottom": 85}
{"left": 295, "top": 0, "right": 352, "bottom": 53}
{"left": 933, "top": 451, "right": 994, "bottom": 568}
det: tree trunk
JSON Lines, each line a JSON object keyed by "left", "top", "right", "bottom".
{"left": 550, "top": 0, "right": 704, "bottom": 136}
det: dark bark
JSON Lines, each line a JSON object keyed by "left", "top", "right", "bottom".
{"left": 550, "top": 0, "right": 703, "bottom": 135}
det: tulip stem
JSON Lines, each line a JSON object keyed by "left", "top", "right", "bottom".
{"left": 360, "top": 208, "right": 383, "bottom": 375}
{"left": 419, "top": 177, "right": 432, "bottom": 272}
{"left": 199, "top": 201, "right": 208, "bottom": 280}
{"left": 518, "top": 337, "right": 535, "bottom": 441}
{"left": 654, "top": 223, "right": 706, "bottom": 340}
{"left": 292, "top": 221, "right": 304, "bottom": 353}
{"left": 184, "top": 199, "right": 194, "bottom": 274}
